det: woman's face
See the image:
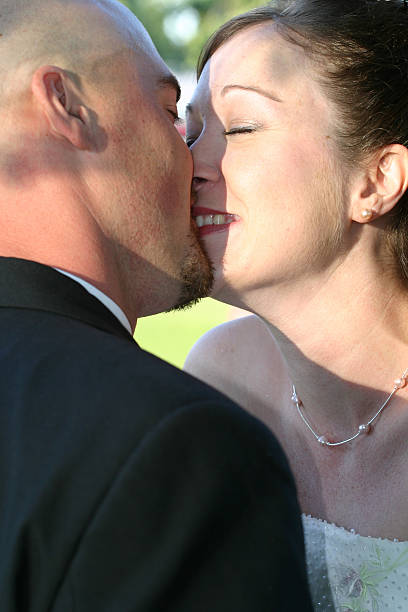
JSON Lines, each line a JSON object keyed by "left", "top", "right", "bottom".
{"left": 187, "top": 23, "right": 349, "bottom": 307}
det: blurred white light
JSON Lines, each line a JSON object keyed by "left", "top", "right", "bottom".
{"left": 151, "top": 0, "right": 187, "bottom": 7}
{"left": 163, "top": 7, "right": 200, "bottom": 46}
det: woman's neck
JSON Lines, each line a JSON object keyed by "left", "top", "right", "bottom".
{"left": 241, "top": 261, "right": 408, "bottom": 437}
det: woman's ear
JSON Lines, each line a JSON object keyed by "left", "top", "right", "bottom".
{"left": 351, "top": 144, "right": 408, "bottom": 224}
{"left": 31, "top": 65, "right": 94, "bottom": 151}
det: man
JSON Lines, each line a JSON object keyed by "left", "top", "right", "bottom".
{"left": 0, "top": 1, "right": 312, "bottom": 610}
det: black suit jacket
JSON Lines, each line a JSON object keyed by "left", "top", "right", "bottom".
{"left": 0, "top": 257, "right": 312, "bottom": 611}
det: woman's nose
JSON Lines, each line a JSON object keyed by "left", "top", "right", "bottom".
{"left": 191, "top": 138, "right": 222, "bottom": 187}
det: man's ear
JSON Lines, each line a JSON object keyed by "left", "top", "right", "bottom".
{"left": 351, "top": 144, "right": 408, "bottom": 223}
{"left": 31, "top": 65, "right": 93, "bottom": 151}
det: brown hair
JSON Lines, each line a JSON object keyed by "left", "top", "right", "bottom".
{"left": 197, "top": 0, "right": 408, "bottom": 281}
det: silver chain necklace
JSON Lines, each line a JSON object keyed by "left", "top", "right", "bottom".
{"left": 291, "top": 368, "right": 408, "bottom": 447}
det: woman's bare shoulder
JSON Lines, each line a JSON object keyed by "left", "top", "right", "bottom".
{"left": 184, "top": 314, "right": 279, "bottom": 397}
{"left": 185, "top": 314, "right": 264, "bottom": 366}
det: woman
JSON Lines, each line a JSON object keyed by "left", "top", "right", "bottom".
{"left": 184, "top": 1, "right": 408, "bottom": 609}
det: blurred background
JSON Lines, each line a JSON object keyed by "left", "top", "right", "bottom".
{"left": 120, "top": 0, "right": 260, "bottom": 368}
{"left": 121, "top": 1, "right": 262, "bottom": 73}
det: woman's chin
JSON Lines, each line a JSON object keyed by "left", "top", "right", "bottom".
{"left": 209, "top": 269, "right": 242, "bottom": 308}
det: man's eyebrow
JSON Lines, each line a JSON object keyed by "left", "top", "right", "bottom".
{"left": 158, "top": 75, "right": 181, "bottom": 103}
{"left": 221, "top": 84, "right": 282, "bottom": 103}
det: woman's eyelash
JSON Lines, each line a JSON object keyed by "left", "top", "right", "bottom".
{"left": 186, "top": 126, "right": 255, "bottom": 147}
{"left": 223, "top": 126, "right": 256, "bottom": 136}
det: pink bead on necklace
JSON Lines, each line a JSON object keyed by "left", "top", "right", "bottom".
{"left": 292, "top": 369, "right": 408, "bottom": 447}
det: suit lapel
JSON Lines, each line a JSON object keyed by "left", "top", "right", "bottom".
{"left": 0, "top": 257, "right": 134, "bottom": 342}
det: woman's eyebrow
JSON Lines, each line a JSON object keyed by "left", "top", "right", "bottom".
{"left": 221, "top": 84, "right": 282, "bottom": 103}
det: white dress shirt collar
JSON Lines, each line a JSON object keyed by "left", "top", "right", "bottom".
{"left": 54, "top": 268, "right": 133, "bottom": 335}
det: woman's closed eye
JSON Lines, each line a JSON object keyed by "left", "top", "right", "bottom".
{"left": 186, "top": 135, "right": 198, "bottom": 147}
{"left": 186, "top": 124, "right": 258, "bottom": 147}
{"left": 223, "top": 121, "right": 262, "bottom": 136}
{"left": 224, "top": 126, "right": 256, "bottom": 136}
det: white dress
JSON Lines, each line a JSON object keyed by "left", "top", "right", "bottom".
{"left": 302, "top": 515, "right": 408, "bottom": 611}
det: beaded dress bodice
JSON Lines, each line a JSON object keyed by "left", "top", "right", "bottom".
{"left": 302, "top": 514, "right": 408, "bottom": 611}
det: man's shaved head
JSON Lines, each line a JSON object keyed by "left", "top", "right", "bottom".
{"left": 0, "top": 0, "right": 212, "bottom": 322}
{"left": 0, "top": 0, "right": 158, "bottom": 104}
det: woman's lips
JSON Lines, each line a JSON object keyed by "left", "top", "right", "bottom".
{"left": 192, "top": 207, "right": 240, "bottom": 235}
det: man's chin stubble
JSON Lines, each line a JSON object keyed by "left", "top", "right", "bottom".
{"left": 168, "top": 227, "right": 214, "bottom": 312}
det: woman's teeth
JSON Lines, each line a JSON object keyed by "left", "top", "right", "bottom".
{"left": 195, "top": 214, "right": 236, "bottom": 228}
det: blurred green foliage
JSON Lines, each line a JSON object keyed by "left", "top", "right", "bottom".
{"left": 120, "top": 0, "right": 263, "bottom": 70}
{"left": 135, "top": 298, "right": 231, "bottom": 369}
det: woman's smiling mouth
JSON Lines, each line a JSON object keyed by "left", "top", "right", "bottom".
{"left": 193, "top": 208, "right": 240, "bottom": 234}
